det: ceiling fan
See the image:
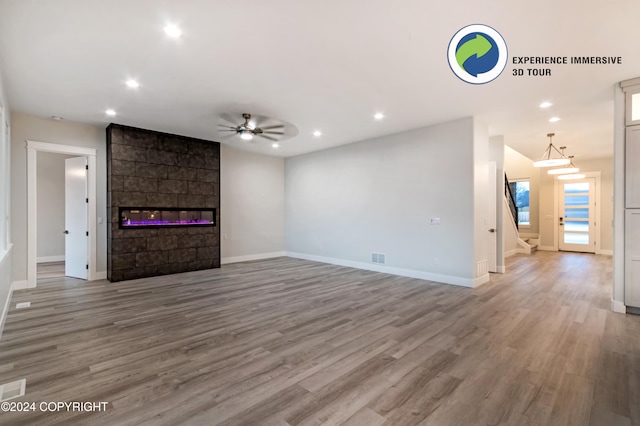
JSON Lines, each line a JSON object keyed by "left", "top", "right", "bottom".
{"left": 217, "top": 113, "right": 286, "bottom": 142}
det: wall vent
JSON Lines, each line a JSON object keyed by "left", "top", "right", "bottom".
{"left": 0, "top": 378, "right": 26, "bottom": 402}
{"left": 476, "top": 259, "right": 488, "bottom": 276}
{"left": 371, "top": 253, "right": 386, "bottom": 264}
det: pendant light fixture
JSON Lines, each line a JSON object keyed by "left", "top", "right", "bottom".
{"left": 557, "top": 173, "right": 586, "bottom": 180}
{"left": 548, "top": 155, "right": 580, "bottom": 175}
{"left": 533, "top": 133, "right": 571, "bottom": 167}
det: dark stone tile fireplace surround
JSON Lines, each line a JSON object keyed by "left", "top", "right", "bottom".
{"left": 107, "top": 124, "right": 220, "bottom": 282}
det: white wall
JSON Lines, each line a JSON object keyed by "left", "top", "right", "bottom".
{"left": 489, "top": 135, "right": 506, "bottom": 271}
{"left": 285, "top": 117, "right": 485, "bottom": 287}
{"left": 473, "top": 119, "right": 489, "bottom": 279}
{"left": 505, "top": 145, "right": 540, "bottom": 236}
{"left": 220, "top": 144, "right": 285, "bottom": 262}
{"left": 0, "top": 62, "right": 12, "bottom": 336}
{"left": 37, "top": 152, "right": 74, "bottom": 260}
{"left": 11, "top": 112, "right": 107, "bottom": 281}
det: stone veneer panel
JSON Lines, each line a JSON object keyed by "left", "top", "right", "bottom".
{"left": 107, "top": 124, "right": 220, "bottom": 282}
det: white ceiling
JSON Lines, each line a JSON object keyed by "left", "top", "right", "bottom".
{"left": 0, "top": 0, "right": 638, "bottom": 161}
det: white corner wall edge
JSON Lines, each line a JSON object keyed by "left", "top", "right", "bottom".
{"left": 95, "top": 271, "right": 107, "bottom": 280}
{"left": 286, "top": 252, "right": 479, "bottom": 288}
{"left": 221, "top": 252, "right": 287, "bottom": 265}
{"left": 598, "top": 249, "right": 613, "bottom": 256}
{"left": 611, "top": 298, "right": 626, "bottom": 314}
{"left": 37, "top": 255, "right": 65, "bottom": 263}
{"left": 497, "top": 265, "right": 506, "bottom": 273}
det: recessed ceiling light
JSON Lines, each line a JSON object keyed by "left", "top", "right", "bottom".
{"left": 539, "top": 101, "right": 553, "bottom": 108}
{"left": 374, "top": 113, "right": 384, "bottom": 120}
{"left": 51, "top": 115, "right": 63, "bottom": 121}
{"left": 272, "top": 143, "right": 279, "bottom": 148}
{"left": 164, "top": 24, "right": 182, "bottom": 38}
{"left": 549, "top": 117, "right": 561, "bottom": 123}
{"left": 313, "top": 130, "right": 322, "bottom": 137}
{"left": 126, "top": 79, "right": 140, "bottom": 89}
{"left": 105, "top": 109, "right": 117, "bottom": 117}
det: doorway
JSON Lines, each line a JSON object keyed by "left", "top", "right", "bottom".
{"left": 558, "top": 177, "right": 597, "bottom": 253}
{"left": 27, "top": 141, "right": 97, "bottom": 288}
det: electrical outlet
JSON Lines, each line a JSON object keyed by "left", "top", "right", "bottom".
{"left": 430, "top": 218, "right": 441, "bottom": 225}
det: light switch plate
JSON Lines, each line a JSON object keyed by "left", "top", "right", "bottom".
{"left": 430, "top": 218, "right": 441, "bottom": 225}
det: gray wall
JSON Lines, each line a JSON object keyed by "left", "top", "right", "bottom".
{"left": 11, "top": 112, "right": 107, "bottom": 281}
{"left": 37, "top": 152, "right": 74, "bottom": 260}
{"left": 285, "top": 117, "right": 481, "bottom": 286}
{"left": 220, "top": 144, "right": 285, "bottom": 261}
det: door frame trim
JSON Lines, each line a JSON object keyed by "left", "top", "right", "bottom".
{"left": 553, "top": 171, "right": 602, "bottom": 254}
{"left": 26, "top": 140, "right": 97, "bottom": 288}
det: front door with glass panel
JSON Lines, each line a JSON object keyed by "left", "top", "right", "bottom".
{"left": 558, "top": 178, "right": 595, "bottom": 253}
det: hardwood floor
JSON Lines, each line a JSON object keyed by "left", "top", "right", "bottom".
{"left": 36, "top": 261, "right": 65, "bottom": 280}
{"left": 0, "top": 252, "right": 637, "bottom": 425}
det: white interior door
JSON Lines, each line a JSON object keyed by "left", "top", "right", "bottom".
{"left": 558, "top": 178, "right": 596, "bottom": 253}
{"left": 488, "top": 161, "right": 497, "bottom": 272}
{"left": 65, "top": 156, "right": 88, "bottom": 279}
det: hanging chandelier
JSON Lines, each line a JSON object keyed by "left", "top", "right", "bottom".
{"left": 548, "top": 155, "right": 580, "bottom": 175}
{"left": 558, "top": 173, "right": 586, "bottom": 180}
{"left": 533, "top": 133, "right": 571, "bottom": 167}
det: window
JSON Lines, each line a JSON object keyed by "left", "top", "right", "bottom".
{"left": 509, "top": 179, "right": 530, "bottom": 227}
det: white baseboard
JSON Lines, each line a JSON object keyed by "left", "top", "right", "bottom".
{"left": 286, "top": 252, "right": 478, "bottom": 288}
{"left": 0, "top": 284, "right": 13, "bottom": 341}
{"left": 37, "top": 255, "right": 65, "bottom": 263}
{"left": 496, "top": 265, "right": 506, "bottom": 273}
{"left": 505, "top": 248, "right": 519, "bottom": 258}
{"left": 537, "top": 245, "right": 556, "bottom": 251}
{"left": 598, "top": 249, "right": 613, "bottom": 256}
{"left": 1, "top": 280, "right": 30, "bottom": 340}
{"left": 11, "top": 281, "right": 29, "bottom": 291}
{"left": 474, "top": 273, "right": 490, "bottom": 287}
{"left": 221, "top": 251, "right": 286, "bottom": 265}
{"left": 95, "top": 271, "right": 107, "bottom": 280}
{"left": 611, "top": 298, "right": 626, "bottom": 314}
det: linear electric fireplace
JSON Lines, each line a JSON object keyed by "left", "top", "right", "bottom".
{"left": 119, "top": 207, "right": 216, "bottom": 228}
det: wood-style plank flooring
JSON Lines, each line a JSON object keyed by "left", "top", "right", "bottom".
{"left": 36, "top": 261, "right": 65, "bottom": 280}
{"left": 0, "top": 252, "right": 638, "bottom": 425}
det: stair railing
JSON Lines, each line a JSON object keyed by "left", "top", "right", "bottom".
{"left": 505, "top": 174, "right": 519, "bottom": 231}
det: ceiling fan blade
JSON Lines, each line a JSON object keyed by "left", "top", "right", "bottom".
{"left": 259, "top": 124, "right": 285, "bottom": 130}
{"left": 219, "top": 113, "right": 240, "bottom": 126}
{"left": 217, "top": 124, "right": 237, "bottom": 129}
{"left": 257, "top": 134, "right": 278, "bottom": 141}
{"left": 262, "top": 131, "right": 285, "bottom": 136}
{"left": 217, "top": 129, "right": 238, "bottom": 132}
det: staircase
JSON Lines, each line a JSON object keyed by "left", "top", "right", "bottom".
{"left": 505, "top": 174, "right": 537, "bottom": 256}
{"left": 519, "top": 238, "right": 538, "bottom": 254}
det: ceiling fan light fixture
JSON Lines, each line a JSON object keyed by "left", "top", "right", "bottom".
{"left": 533, "top": 133, "right": 571, "bottom": 168}
{"left": 240, "top": 131, "right": 253, "bottom": 140}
